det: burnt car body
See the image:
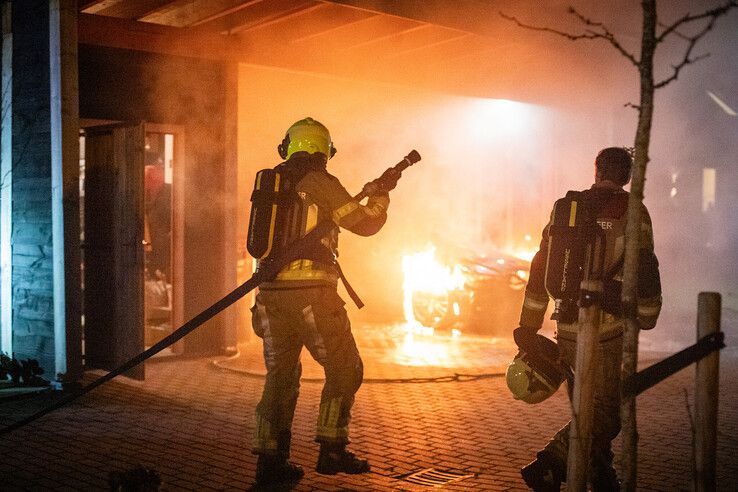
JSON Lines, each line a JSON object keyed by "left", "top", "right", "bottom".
{"left": 411, "top": 252, "right": 530, "bottom": 337}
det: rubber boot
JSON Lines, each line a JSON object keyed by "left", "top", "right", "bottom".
{"left": 316, "top": 443, "right": 370, "bottom": 475}
{"left": 590, "top": 467, "right": 620, "bottom": 492}
{"left": 590, "top": 464, "right": 620, "bottom": 492}
{"left": 255, "top": 430, "right": 303, "bottom": 485}
{"left": 589, "top": 446, "right": 619, "bottom": 491}
{"left": 255, "top": 454, "right": 304, "bottom": 485}
{"left": 520, "top": 450, "right": 565, "bottom": 492}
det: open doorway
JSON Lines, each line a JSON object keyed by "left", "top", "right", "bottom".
{"left": 79, "top": 121, "right": 184, "bottom": 379}
{"left": 145, "top": 124, "right": 185, "bottom": 355}
{"left": 142, "top": 127, "right": 184, "bottom": 354}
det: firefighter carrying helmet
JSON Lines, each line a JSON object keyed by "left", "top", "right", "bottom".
{"left": 506, "top": 332, "right": 566, "bottom": 404}
{"left": 278, "top": 117, "right": 337, "bottom": 161}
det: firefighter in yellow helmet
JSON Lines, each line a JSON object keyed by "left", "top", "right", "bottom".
{"left": 250, "top": 118, "right": 395, "bottom": 485}
{"left": 514, "top": 147, "right": 662, "bottom": 491}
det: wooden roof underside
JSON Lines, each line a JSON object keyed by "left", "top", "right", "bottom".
{"left": 78, "top": 0, "right": 635, "bottom": 104}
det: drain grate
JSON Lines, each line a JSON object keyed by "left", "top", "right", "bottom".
{"left": 399, "top": 468, "right": 475, "bottom": 487}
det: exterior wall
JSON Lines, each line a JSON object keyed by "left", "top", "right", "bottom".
{"left": 79, "top": 45, "right": 235, "bottom": 355}
{"left": 2, "top": 0, "right": 81, "bottom": 382}
{"left": 10, "top": 0, "right": 55, "bottom": 374}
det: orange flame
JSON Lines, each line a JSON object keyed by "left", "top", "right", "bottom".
{"left": 388, "top": 247, "right": 468, "bottom": 366}
{"left": 401, "top": 247, "right": 465, "bottom": 333}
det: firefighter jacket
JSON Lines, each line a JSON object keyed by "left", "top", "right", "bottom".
{"left": 258, "top": 156, "right": 389, "bottom": 290}
{"left": 519, "top": 181, "right": 662, "bottom": 336}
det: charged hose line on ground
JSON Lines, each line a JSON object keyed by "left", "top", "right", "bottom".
{"left": 210, "top": 356, "right": 507, "bottom": 384}
{"left": 0, "top": 220, "right": 338, "bottom": 438}
{"left": 0, "top": 151, "right": 424, "bottom": 437}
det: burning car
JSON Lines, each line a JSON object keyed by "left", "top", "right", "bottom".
{"left": 403, "top": 246, "right": 532, "bottom": 337}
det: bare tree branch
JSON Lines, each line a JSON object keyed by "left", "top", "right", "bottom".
{"left": 499, "top": 12, "right": 599, "bottom": 41}
{"left": 654, "top": 2, "right": 737, "bottom": 88}
{"left": 657, "top": 0, "right": 737, "bottom": 43}
{"left": 624, "top": 102, "right": 641, "bottom": 111}
{"left": 566, "top": 7, "right": 640, "bottom": 66}
{"left": 499, "top": 8, "right": 639, "bottom": 67}
{"left": 655, "top": 53, "right": 711, "bottom": 88}
{"left": 654, "top": 14, "right": 718, "bottom": 88}
{"left": 657, "top": 22, "right": 692, "bottom": 41}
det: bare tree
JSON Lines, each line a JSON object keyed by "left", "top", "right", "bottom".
{"left": 502, "top": 1, "right": 737, "bottom": 490}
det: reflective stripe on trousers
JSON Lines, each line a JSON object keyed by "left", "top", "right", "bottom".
{"left": 251, "top": 287, "right": 363, "bottom": 454}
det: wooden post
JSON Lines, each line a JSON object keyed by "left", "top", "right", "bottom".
{"left": 49, "top": 0, "right": 81, "bottom": 382}
{"left": 567, "top": 279, "right": 602, "bottom": 492}
{"left": 222, "top": 62, "right": 239, "bottom": 351}
{"left": 695, "top": 292, "right": 720, "bottom": 492}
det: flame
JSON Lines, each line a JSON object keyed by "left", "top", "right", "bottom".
{"left": 401, "top": 247, "right": 465, "bottom": 332}
{"left": 509, "top": 247, "right": 538, "bottom": 262}
{"left": 392, "top": 247, "right": 467, "bottom": 367}
{"left": 510, "top": 233, "right": 539, "bottom": 262}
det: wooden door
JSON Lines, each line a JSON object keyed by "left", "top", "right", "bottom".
{"left": 83, "top": 122, "right": 145, "bottom": 379}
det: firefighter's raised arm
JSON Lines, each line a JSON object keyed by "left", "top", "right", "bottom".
{"left": 334, "top": 187, "right": 390, "bottom": 237}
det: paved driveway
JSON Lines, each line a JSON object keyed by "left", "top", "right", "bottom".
{"left": 1, "top": 325, "right": 736, "bottom": 491}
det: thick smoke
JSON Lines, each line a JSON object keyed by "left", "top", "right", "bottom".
{"left": 235, "top": 1, "right": 738, "bottom": 351}
{"left": 238, "top": 65, "right": 620, "bottom": 328}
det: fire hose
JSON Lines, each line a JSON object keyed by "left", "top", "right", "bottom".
{"left": 0, "top": 150, "right": 422, "bottom": 437}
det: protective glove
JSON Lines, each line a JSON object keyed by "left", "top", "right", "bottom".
{"left": 373, "top": 168, "right": 401, "bottom": 192}
{"left": 513, "top": 325, "right": 540, "bottom": 352}
{"left": 367, "top": 192, "right": 390, "bottom": 213}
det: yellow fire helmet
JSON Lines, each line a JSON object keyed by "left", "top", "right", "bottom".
{"left": 506, "top": 335, "right": 565, "bottom": 404}
{"left": 278, "top": 117, "right": 337, "bottom": 161}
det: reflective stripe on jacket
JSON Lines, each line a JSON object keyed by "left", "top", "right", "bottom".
{"left": 260, "top": 166, "right": 389, "bottom": 289}
{"left": 519, "top": 182, "right": 662, "bottom": 332}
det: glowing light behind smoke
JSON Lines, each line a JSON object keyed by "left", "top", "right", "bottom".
{"left": 238, "top": 65, "right": 569, "bottom": 330}
{"left": 464, "top": 98, "right": 536, "bottom": 142}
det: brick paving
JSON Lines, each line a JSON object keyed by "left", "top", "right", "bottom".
{"left": 1, "top": 324, "right": 737, "bottom": 491}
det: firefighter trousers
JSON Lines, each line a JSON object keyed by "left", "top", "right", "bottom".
{"left": 251, "top": 286, "right": 364, "bottom": 457}
{"left": 543, "top": 331, "right": 623, "bottom": 481}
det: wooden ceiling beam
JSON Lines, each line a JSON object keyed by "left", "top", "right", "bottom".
{"left": 78, "top": 13, "right": 246, "bottom": 62}
{"left": 229, "top": 3, "right": 324, "bottom": 34}
{"left": 289, "top": 12, "right": 380, "bottom": 43}
{"left": 383, "top": 32, "right": 472, "bottom": 59}
{"left": 89, "top": 0, "right": 176, "bottom": 19}
{"left": 338, "top": 23, "right": 429, "bottom": 52}
{"left": 190, "top": 0, "right": 265, "bottom": 27}
{"left": 236, "top": 2, "right": 374, "bottom": 45}
{"left": 79, "top": 0, "right": 104, "bottom": 9}
{"left": 78, "top": 12, "right": 312, "bottom": 71}
{"left": 292, "top": 13, "right": 417, "bottom": 52}
{"left": 192, "top": 0, "right": 317, "bottom": 34}
{"left": 137, "top": 0, "right": 252, "bottom": 27}
{"left": 134, "top": 0, "right": 183, "bottom": 22}
{"left": 80, "top": 0, "right": 125, "bottom": 14}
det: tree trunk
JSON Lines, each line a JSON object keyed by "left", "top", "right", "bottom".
{"left": 620, "top": 1, "right": 656, "bottom": 490}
